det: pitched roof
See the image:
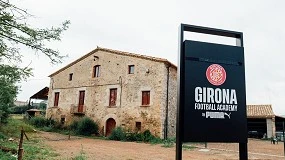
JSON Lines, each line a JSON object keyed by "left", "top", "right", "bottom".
{"left": 30, "top": 87, "right": 49, "bottom": 100}
{"left": 49, "top": 46, "right": 176, "bottom": 77}
{"left": 247, "top": 104, "right": 275, "bottom": 118}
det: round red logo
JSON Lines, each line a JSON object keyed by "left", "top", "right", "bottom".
{"left": 206, "top": 64, "right": 226, "bottom": 86}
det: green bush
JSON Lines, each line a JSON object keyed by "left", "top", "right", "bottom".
{"left": 46, "top": 118, "right": 56, "bottom": 127}
{"left": 29, "top": 116, "right": 47, "bottom": 128}
{"left": 70, "top": 119, "right": 79, "bottom": 131}
{"left": 142, "top": 130, "right": 156, "bottom": 142}
{"left": 29, "top": 117, "right": 56, "bottom": 128}
{"left": 108, "top": 128, "right": 159, "bottom": 142}
{"left": 108, "top": 127, "right": 126, "bottom": 141}
{"left": 70, "top": 117, "right": 98, "bottom": 136}
{"left": 126, "top": 132, "right": 143, "bottom": 142}
{"left": 0, "top": 132, "right": 7, "bottom": 139}
{"left": 10, "top": 105, "right": 29, "bottom": 114}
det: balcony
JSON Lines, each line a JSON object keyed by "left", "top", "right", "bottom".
{"left": 70, "top": 105, "right": 86, "bottom": 115}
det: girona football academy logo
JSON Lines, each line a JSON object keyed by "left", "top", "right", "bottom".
{"left": 206, "top": 64, "right": 226, "bottom": 86}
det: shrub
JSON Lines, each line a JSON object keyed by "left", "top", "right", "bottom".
{"left": 46, "top": 118, "right": 56, "bottom": 127}
{"left": 109, "top": 129, "right": 159, "bottom": 142}
{"left": 10, "top": 105, "right": 29, "bottom": 114}
{"left": 142, "top": 130, "right": 156, "bottom": 142}
{"left": 29, "top": 117, "right": 56, "bottom": 128}
{"left": 0, "top": 132, "right": 7, "bottom": 139}
{"left": 125, "top": 132, "right": 143, "bottom": 142}
{"left": 69, "top": 120, "right": 79, "bottom": 131}
{"left": 108, "top": 127, "right": 126, "bottom": 141}
{"left": 29, "top": 116, "right": 47, "bottom": 128}
{"left": 70, "top": 117, "right": 98, "bottom": 136}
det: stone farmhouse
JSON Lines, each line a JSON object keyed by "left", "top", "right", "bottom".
{"left": 46, "top": 47, "right": 177, "bottom": 138}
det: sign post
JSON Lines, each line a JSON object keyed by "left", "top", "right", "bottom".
{"left": 176, "top": 24, "right": 248, "bottom": 160}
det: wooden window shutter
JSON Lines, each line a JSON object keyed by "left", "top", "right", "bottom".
{"left": 54, "top": 92, "right": 59, "bottom": 107}
{"left": 109, "top": 89, "right": 117, "bottom": 106}
{"left": 79, "top": 91, "right": 85, "bottom": 106}
{"left": 142, "top": 91, "right": 150, "bottom": 105}
{"left": 78, "top": 91, "right": 85, "bottom": 113}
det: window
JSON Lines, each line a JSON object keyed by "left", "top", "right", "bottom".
{"left": 128, "top": 65, "right": 134, "bottom": 74}
{"left": 93, "top": 65, "right": 100, "bottom": 77}
{"left": 109, "top": 88, "right": 117, "bottom": 106}
{"left": 78, "top": 91, "right": 85, "bottom": 112}
{"left": 69, "top": 73, "right": 73, "bottom": 81}
{"left": 79, "top": 91, "right": 85, "bottom": 106}
{"left": 135, "top": 122, "right": 141, "bottom": 131}
{"left": 54, "top": 92, "right": 60, "bottom": 107}
{"left": 142, "top": 91, "right": 150, "bottom": 106}
{"left": 61, "top": 117, "right": 65, "bottom": 124}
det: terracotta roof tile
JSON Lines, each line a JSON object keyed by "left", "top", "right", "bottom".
{"left": 247, "top": 104, "right": 274, "bottom": 118}
{"left": 49, "top": 46, "right": 176, "bottom": 77}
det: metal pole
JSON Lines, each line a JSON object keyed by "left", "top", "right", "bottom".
{"left": 239, "top": 143, "right": 248, "bottom": 160}
{"left": 282, "top": 121, "right": 285, "bottom": 156}
{"left": 176, "top": 23, "right": 184, "bottom": 160}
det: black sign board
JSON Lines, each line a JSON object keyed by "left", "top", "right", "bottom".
{"left": 183, "top": 40, "right": 247, "bottom": 142}
{"left": 176, "top": 24, "right": 248, "bottom": 160}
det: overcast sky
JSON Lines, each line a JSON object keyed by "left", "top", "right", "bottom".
{"left": 15, "top": 0, "right": 285, "bottom": 115}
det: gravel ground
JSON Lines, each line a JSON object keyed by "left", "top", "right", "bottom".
{"left": 38, "top": 131, "right": 284, "bottom": 160}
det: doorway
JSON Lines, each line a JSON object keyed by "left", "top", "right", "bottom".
{"left": 106, "top": 118, "right": 116, "bottom": 136}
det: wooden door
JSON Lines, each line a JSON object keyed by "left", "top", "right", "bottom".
{"left": 106, "top": 118, "right": 116, "bottom": 136}
{"left": 78, "top": 91, "right": 85, "bottom": 112}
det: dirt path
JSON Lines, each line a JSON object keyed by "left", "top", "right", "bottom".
{"left": 38, "top": 131, "right": 284, "bottom": 160}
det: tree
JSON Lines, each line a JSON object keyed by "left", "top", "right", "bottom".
{"left": 0, "top": 0, "right": 70, "bottom": 123}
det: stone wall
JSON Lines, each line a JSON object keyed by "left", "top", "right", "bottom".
{"left": 266, "top": 118, "right": 275, "bottom": 138}
{"left": 167, "top": 66, "right": 177, "bottom": 138}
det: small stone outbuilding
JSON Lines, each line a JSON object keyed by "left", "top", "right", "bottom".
{"left": 26, "top": 109, "right": 42, "bottom": 119}
{"left": 247, "top": 104, "right": 275, "bottom": 138}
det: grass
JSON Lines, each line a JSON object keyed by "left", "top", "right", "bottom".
{"left": 161, "top": 138, "right": 175, "bottom": 148}
{"left": 71, "top": 145, "right": 87, "bottom": 160}
{"left": 0, "top": 118, "right": 34, "bottom": 137}
{"left": 10, "top": 114, "right": 25, "bottom": 120}
{"left": 0, "top": 116, "right": 59, "bottom": 160}
{"left": 182, "top": 144, "right": 196, "bottom": 150}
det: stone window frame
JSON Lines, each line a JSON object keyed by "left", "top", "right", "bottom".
{"left": 104, "top": 85, "right": 121, "bottom": 108}
{"left": 138, "top": 87, "right": 153, "bottom": 107}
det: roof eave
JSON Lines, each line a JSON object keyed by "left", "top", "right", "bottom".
{"left": 48, "top": 47, "right": 177, "bottom": 77}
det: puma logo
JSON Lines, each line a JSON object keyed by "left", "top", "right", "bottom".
{"left": 224, "top": 112, "right": 231, "bottom": 119}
